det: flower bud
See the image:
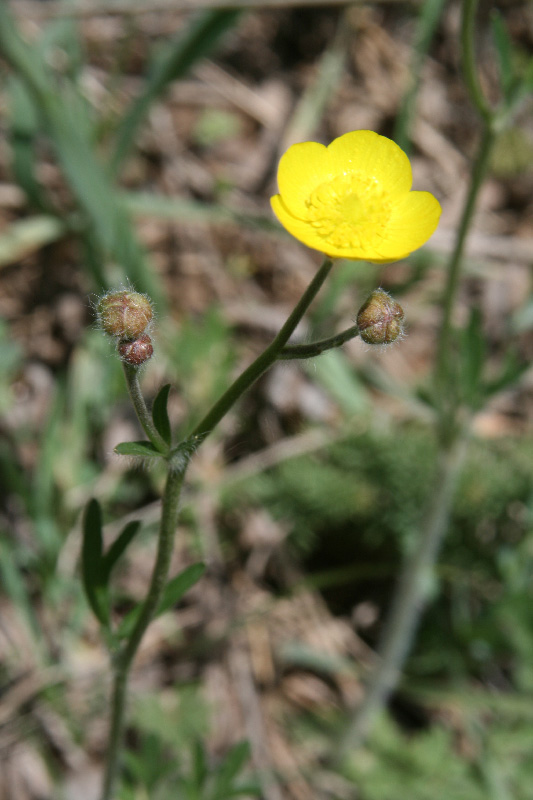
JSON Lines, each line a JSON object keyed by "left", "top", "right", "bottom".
{"left": 97, "top": 291, "right": 153, "bottom": 339}
{"left": 356, "top": 289, "right": 404, "bottom": 345}
{"left": 118, "top": 334, "right": 154, "bottom": 366}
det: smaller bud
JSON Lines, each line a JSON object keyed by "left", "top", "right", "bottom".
{"left": 356, "top": 289, "right": 404, "bottom": 345}
{"left": 97, "top": 291, "right": 153, "bottom": 339}
{"left": 118, "top": 334, "right": 154, "bottom": 366}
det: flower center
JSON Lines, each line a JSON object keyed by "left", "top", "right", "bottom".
{"left": 305, "top": 172, "right": 392, "bottom": 252}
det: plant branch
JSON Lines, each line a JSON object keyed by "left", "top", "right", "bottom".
{"left": 189, "top": 257, "right": 334, "bottom": 443}
{"left": 122, "top": 363, "right": 169, "bottom": 453}
{"left": 101, "top": 467, "right": 185, "bottom": 800}
{"left": 278, "top": 324, "right": 359, "bottom": 360}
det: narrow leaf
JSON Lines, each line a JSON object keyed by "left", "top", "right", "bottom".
{"left": 192, "top": 740, "right": 208, "bottom": 789}
{"left": 116, "top": 604, "right": 141, "bottom": 639}
{"left": 0, "top": 5, "right": 162, "bottom": 302}
{"left": 227, "top": 783, "right": 263, "bottom": 797}
{"left": 110, "top": 10, "right": 241, "bottom": 173}
{"left": 460, "top": 307, "right": 486, "bottom": 408}
{"left": 102, "top": 520, "right": 141, "bottom": 582}
{"left": 8, "top": 77, "right": 48, "bottom": 210}
{"left": 0, "top": 216, "right": 66, "bottom": 268}
{"left": 490, "top": 10, "right": 514, "bottom": 97}
{"left": 114, "top": 440, "right": 163, "bottom": 458}
{"left": 81, "top": 499, "right": 109, "bottom": 625}
{"left": 213, "top": 741, "right": 251, "bottom": 799}
{"left": 484, "top": 352, "right": 528, "bottom": 398}
{"left": 117, "top": 562, "right": 205, "bottom": 639}
{"left": 152, "top": 384, "right": 172, "bottom": 445}
{"left": 155, "top": 563, "right": 206, "bottom": 617}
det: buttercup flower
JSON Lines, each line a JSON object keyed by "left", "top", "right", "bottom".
{"left": 271, "top": 130, "right": 441, "bottom": 263}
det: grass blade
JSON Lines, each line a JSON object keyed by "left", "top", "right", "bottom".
{"left": 110, "top": 9, "right": 242, "bottom": 173}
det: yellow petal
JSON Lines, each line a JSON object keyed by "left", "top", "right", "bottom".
{"left": 271, "top": 194, "right": 371, "bottom": 260}
{"left": 370, "top": 190, "right": 442, "bottom": 260}
{"left": 326, "top": 131, "right": 413, "bottom": 201}
{"left": 276, "top": 141, "right": 331, "bottom": 217}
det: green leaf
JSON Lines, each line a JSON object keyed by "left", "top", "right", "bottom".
{"left": 192, "top": 739, "right": 208, "bottom": 789}
{"left": 156, "top": 562, "right": 206, "bottom": 617}
{"left": 110, "top": 9, "right": 241, "bottom": 173}
{"left": 226, "top": 782, "right": 263, "bottom": 797}
{"left": 7, "top": 77, "right": 48, "bottom": 210}
{"left": 308, "top": 350, "right": 369, "bottom": 416}
{"left": 490, "top": 10, "right": 515, "bottom": 98}
{"left": 0, "top": 216, "right": 66, "bottom": 268}
{"left": 118, "top": 562, "right": 205, "bottom": 638}
{"left": 484, "top": 351, "right": 528, "bottom": 398}
{"left": 0, "top": 4, "right": 162, "bottom": 301}
{"left": 114, "top": 440, "right": 163, "bottom": 458}
{"left": 152, "top": 384, "right": 172, "bottom": 445}
{"left": 460, "top": 308, "right": 486, "bottom": 409}
{"left": 212, "top": 741, "right": 251, "bottom": 800}
{"left": 102, "top": 520, "right": 141, "bottom": 582}
{"left": 81, "top": 499, "right": 109, "bottom": 625}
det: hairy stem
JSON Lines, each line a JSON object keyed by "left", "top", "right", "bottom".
{"left": 278, "top": 324, "right": 359, "bottom": 360}
{"left": 102, "top": 257, "right": 335, "bottom": 798}
{"left": 122, "top": 363, "right": 169, "bottom": 453}
{"left": 101, "top": 467, "right": 185, "bottom": 800}
{"left": 190, "top": 258, "right": 334, "bottom": 443}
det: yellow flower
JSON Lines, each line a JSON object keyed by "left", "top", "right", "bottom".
{"left": 270, "top": 130, "right": 441, "bottom": 263}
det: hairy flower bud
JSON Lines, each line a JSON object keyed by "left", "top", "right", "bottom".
{"left": 97, "top": 291, "right": 153, "bottom": 339}
{"left": 356, "top": 289, "right": 404, "bottom": 345}
{"left": 118, "top": 334, "right": 154, "bottom": 366}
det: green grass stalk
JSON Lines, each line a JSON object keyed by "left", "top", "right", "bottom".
{"left": 339, "top": 0, "right": 497, "bottom": 757}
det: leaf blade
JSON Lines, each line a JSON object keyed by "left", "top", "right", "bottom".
{"left": 117, "top": 562, "right": 205, "bottom": 639}
{"left": 81, "top": 499, "right": 109, "bottom": 625}
{"left": 114, "top": 440, "right": 163, "bottom": 458}
{"left": 102, "top": 520, "right": 142, "bottom": 582}
{"left": 152, "top": 384, "right": 172, "bottom": 445}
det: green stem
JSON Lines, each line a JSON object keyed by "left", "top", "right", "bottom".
{"left": 102, "top": 257, "right": 335, "bottom": 798}
{"left": 436, "top": 0, "right": 495, "bottom": 408}
{"left": 101, "top": 467, "right": 185, "bottom": 800}
{"left": 122, "top": 363, "right": 169, "bottom": 453}
{"left": 461, "top": 0, "right": 492, "bottom": 122}
{"left": 338, "top": 0, "right": 499, "bottom": 756}
{"left": 279, "top": 324, "right": 359, "bottom": 360}
{"left": 434, "top": 123, "right": 494, "bottom": 438}
{"left": 189, "top": 258, "right": 334, "bottom": 443}
{"left": 339, "top": 435, "right": 469, "bottom": 756}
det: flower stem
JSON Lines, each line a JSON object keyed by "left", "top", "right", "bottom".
{"left": 102, "top": 257, "right": 335, "bottom": 798}
{"left": 339, "top": 435, "right": 468, "bottom": 756}
{"left": 278, "top": 324, "right": 359, "bottom": 360}
{"left": 122, "top": 363, "right": 169, "bottom": 453}
{"left": 338, "top": 0, "right": 499, "bottom": 756}
{"left": 461, "top": 0, "right": 491, "bottom": 122}
{"left": 101, "top": 466, "right": 185, "bottom": 800}
{"left": 190, "top": 258, "right": 334, "bottom": 443}
{"left": 435, "top": 123, "right": 494, "bottom": 439}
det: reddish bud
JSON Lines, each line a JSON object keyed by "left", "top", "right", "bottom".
{"left": 118, "top": 334, "right": 154, "bottom": 366}
{"left": 97, "top": 291, "right": 153, "bottom": 339}
{"left": 356, "top": 289, "right": 404, "bottom": 345}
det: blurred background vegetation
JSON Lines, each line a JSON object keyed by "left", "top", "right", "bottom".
{"left": 0, "top": 1, "right": 533, "bottom": 798}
